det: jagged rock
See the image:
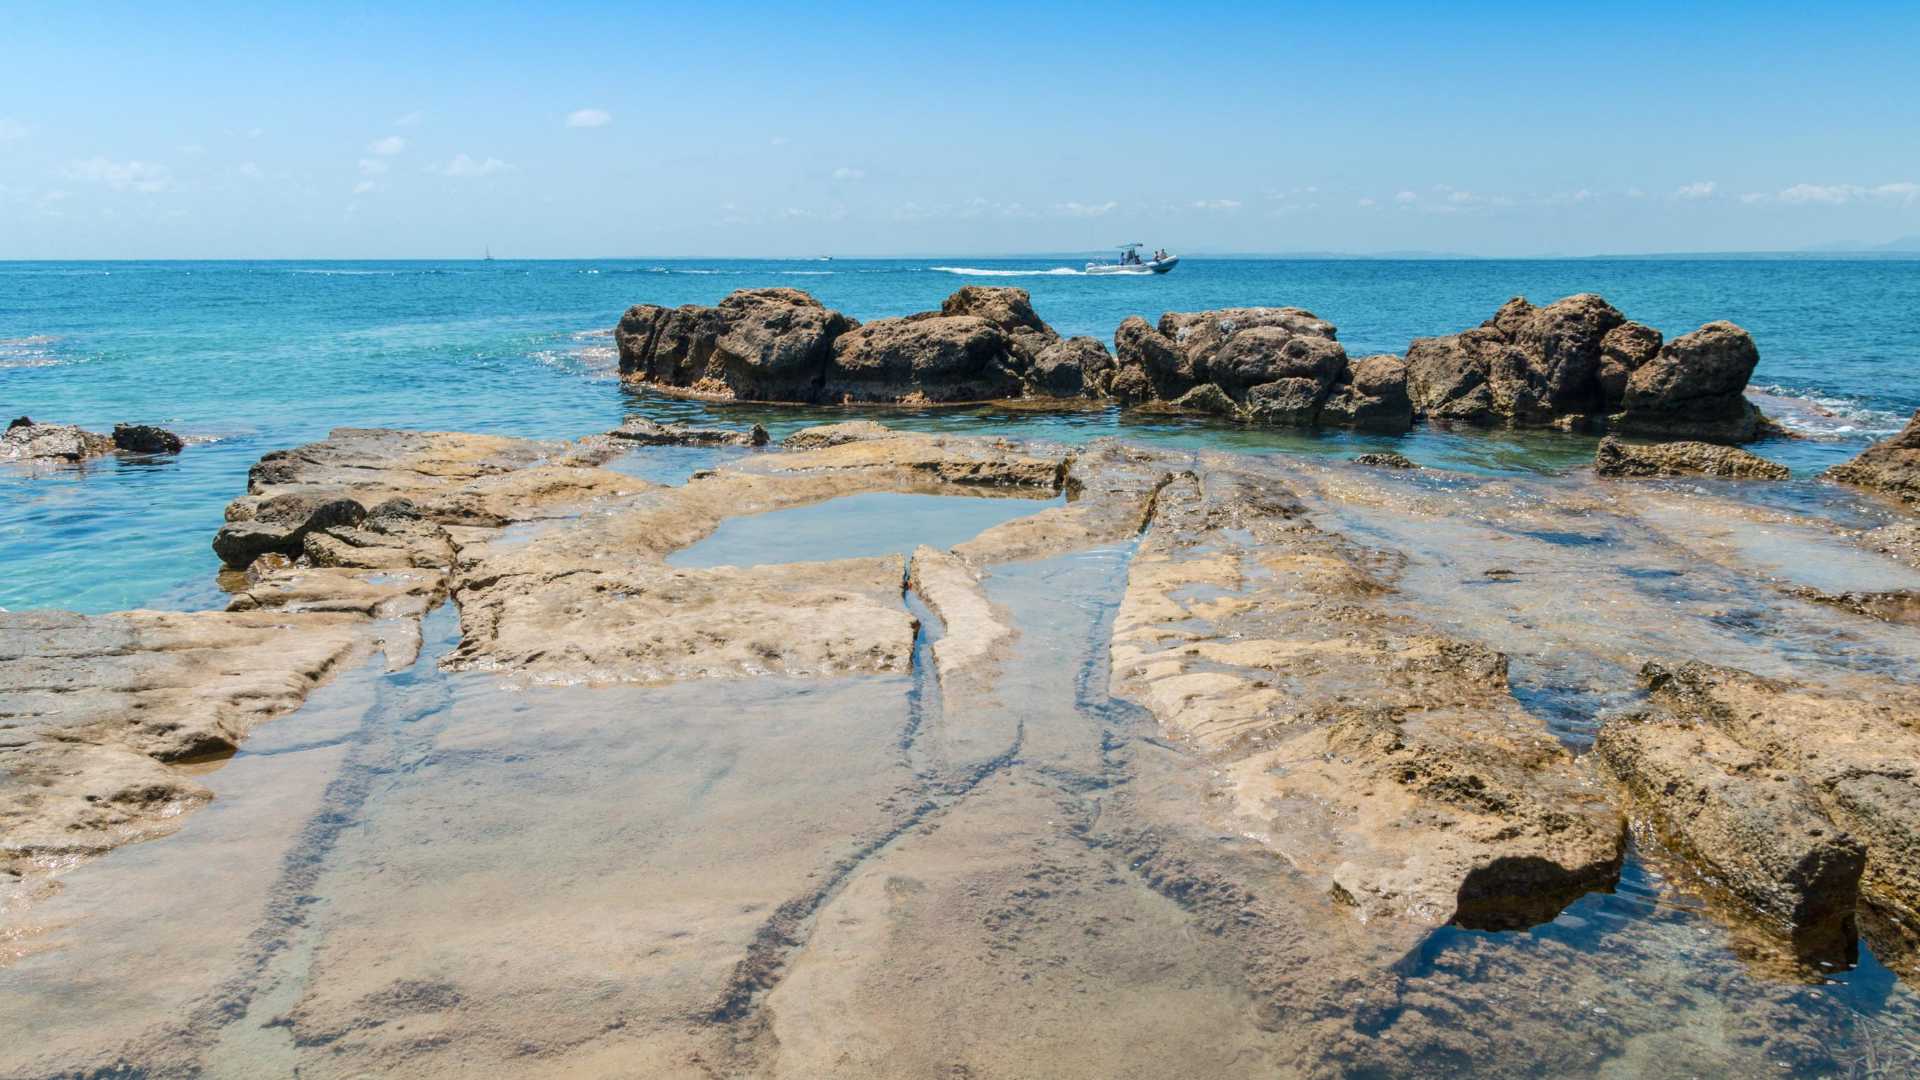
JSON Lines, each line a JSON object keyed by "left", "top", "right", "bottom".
{"left": 938, "top": 285, "right": 1058, "bottom": 361}
{"left": 1595, "top": 710, "right": 1865, "bottom": 947}
{"left": 826, "top": 314, "right": 1025, "bottom": 403}
{"left": 212, "top": 494, "right": 369, "bottom": 568}
{"left": 1031, "top": 336, "right": 1115, "bottom": 398}
{"left": 1353, "top": 451, "right": 1418, "bottom": 469}
{"left": 0, "top": 421, "right": 114, "bottom": 463}
{"left": 616, "top": 287, "right": 855, "bottom": 401}
{"left": 111, "top": 423, "right": 184, "bottom": 454}
{"left": 1827, "top": 410, "right": 1920, "bottom": 504}
{"left": 1168, "top": 383, "right": 1242, "bottom": 417}
{"left": 609, "top": 417, "right": 769, "bottom": 447}
{"left": 1112, "top": 307, "right": 1408, "bottom": 432}
{"left": 1406, "top": 295, "right": 1763, "bottom": 440}
{"left": 1611, "top": 322, "right": 1764, "bottom": 441}
{"left": 781, "top": 420, "right": 897, "bottom": 449}
{"left": 1319, "top": 354, "right": 1414, "bottom": 432}
{"left": 1594, "top": 436, "right": 1789, "bottom": 480}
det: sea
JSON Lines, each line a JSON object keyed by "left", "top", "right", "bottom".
{"left": 3, "top": 256, "right": 1916, "bottom": 614}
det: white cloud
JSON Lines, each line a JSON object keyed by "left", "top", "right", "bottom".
{"left": 238, "top": 161, "right": 263, "bottom": 180}
{"left": 0, "top": 117, "right": 30, "bottom": 141}
{"left": 65, "top": 157, "right": 173, "bottom": 193}
{"left": 770, "top": 135, "right": 790, "bottom": 147}
{"left": 1190, "top": 198, "right": 1241, "bottom": 210}
{"left": 1447, "top": 190, "right": 1475, "bottom": 204}
{"left": 357, "top": 157, "right": 389, "bottom": 177}
{"left": 1626, "top": 187, "right": 1647, "bottom": 199}
{"left": 367, "top": 135, "right": 406, "bottom": 156}
{"left": 566, "top": 108, "right": 612, "bottom": 129}
{"left": 1357, "top": 197, "right": 1377, "bottom": 208}
{"left": 1394, "top": 190, "right": 1417, "bottom": 204}
{"left": 395, "top": 110, "right": 425, "bottom": 127}
{"left": 437, "top": 153, "right": 510, "bottom": 177}
{"left": 1674, "top": 180, "right": 1716, "bottom": 200}
{"left": 353, "top": 180, "right": 378, "bottom": 195}
{"left": 832, "top": 166, "right": 866, "bottom": 181}
{"left": 1739, "top": 192, "right": 1769, "bottom": 205}
{"left": 1056, "top": 200, "right": 1119, "bottom": 217}
{"left": 1775, "top": 181, "right": 1918, "bottom": 206}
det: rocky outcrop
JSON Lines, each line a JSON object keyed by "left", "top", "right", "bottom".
{"left": 1111, "top": 308, "right": 1411, "bottom": 432}
{"left": 1111, "top": 460, "right": 1624, "bottom": 929}
{"left": 780, "top": 420, "right": 896, "bottom": 449}
{"left": 111, "top": 423, "right": 184, "bottom": 454}
{"left": 1, "top": 420, "right": 114, "bottom": 462}
{"left": 617, "top": 286, "right": 1110, "bottom": 404}
{"left": 608, "top": 417, "right": 769, "bottom": 447}
{"left": 1594, "top": 436, "right": 1790, "bottom": 479}
{"left": 1405, "top": 295, "right": 1763, "bottom": 440}
{"left": 1827, "top": 409, "right": 1920, "bottom": 504}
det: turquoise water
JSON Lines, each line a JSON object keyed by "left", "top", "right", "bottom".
{"left": 4, "top": 257, "right": 1917, "bottom": 613}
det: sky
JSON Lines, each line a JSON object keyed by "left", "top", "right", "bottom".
{"left": 2, "top": 1, "right": 1918, "bottom": 258}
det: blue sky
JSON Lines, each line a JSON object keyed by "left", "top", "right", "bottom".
{"left": 3, "top": 1, "right": 1917, "bottom": 258}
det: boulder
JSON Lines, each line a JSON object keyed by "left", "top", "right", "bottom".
{"left": 615, "top": 287, "right": 855, "bottom": 401}
{"left": 824, "top": 314, "right": 1025, "bottom": 403}
{"left": 0, "top": 421, "right": 114, "bottom": 463}
{"left": 1405, "top": 296, "right": 1764, "bottom": 440}
{"left": 1112, "top": 306, "right": 1408, "bottom": 432}
{"left": 111, "top": 423, "right": 184, "bottom": 454}
{"left": 1595, "top": 710, "right": 1865, "bottom": 946}
{"left": 1593, "top": 436, "right": 1789, "bottom": 480}
{"left": 1610, "top": 322, "right": 1763, "bottom": 441}
{"left": 608, "top": 417, "right": 769, "bottom": 447}
{"left": 212, "top": 493, "right": 369, "bottom": 568}
{"left": 1826, "top": 410, "right": 1920, "bottom": 504}
{"left": 1031, "top": 336, "right": 1115, "bottom": 398}
{"left": 938, "top": 286, "right": 1058, "bottom": 361}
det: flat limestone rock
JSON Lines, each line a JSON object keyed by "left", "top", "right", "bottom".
{"left": 0, "top": 608, "right": 369, "bottom": 872}
{"left": 908, "top": 546, "right": 1012, "bottom": 696}
{"left": 1111, "top": 462, "right": 1624, "bottom": 929}
{"left": 1594, "top": 435, "right": 1789, "bottom": 480}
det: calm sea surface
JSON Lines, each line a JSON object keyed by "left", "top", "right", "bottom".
{"left": 3, "top": 257, "right": 1916, "bottom": 612}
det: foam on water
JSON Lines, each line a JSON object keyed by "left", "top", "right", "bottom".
{"left": 929, "top": 265, "right": 1086, "bottom": 276}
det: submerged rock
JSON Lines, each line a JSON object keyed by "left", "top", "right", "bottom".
{"left": 781, "top": 420, "right": 897, "bottom": 449}
{"left": 1826, "top": 409, "right": 1920, "bottom": 504}
{"left": 1405, "top": 295, "right": 1763, "bottom": 440}
{"left": 1111, "top": 307, "right": 1410, "bottom": 431}
{"left": 1353, "top": 451, "right": 1418, "bottom": 469}
{"left": 110, "top": 423, "right": 184, "bottom": 454}
{"left": 608, "top": 417, "right": 769, "bottom": 447}
{"left": 1594, "top": 436, "right": 1789, "bottom": 479}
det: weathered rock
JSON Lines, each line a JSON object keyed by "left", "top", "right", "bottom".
{"left": 1031, "top": 336, "right": 1115, "bottom": 398}
{"left": 1611, "top": 322, "right": 1764, "bottom": 441}
{"left": 1595, "top": 710, "right": 1865, "bottom": 946}
{"left": 826, "top": 314, "right": 1025, "bottom": 403}
{"left": 1642, "top": 661, "right": 1920, "bottom": 961}
{"left": 1827, "top": 409, "right": 1920, "bottom": 504}
{"left": 1112, "top": 306, "right": 1407, "bottom": 432}
{"left": 1406, "top": 295, "right": 1763, "bottom": 440}
{"left": 0, "top": 421, "right": 114, "bottom": 463}
{"left": 1594, "top": 436, "right": 1790, "bottom": 480}
{"left": 110, "top": 423, "right": 184, "bottom": 454}
{"left": 1169, "top": 383, "right": 1242, "bottom": 417}
{"left": 1353, "top": 451, "right": 1418, "bottom": 469}
{"left": 938, "top": 285, "right": 1058, "bottom": 361}
{"left": 609, "top": 417, "right": 769, "bottom": 447}
{"left": 1111, "top": 461, "right": 1624, "bottom": 929}
{"left": 615, "top": 287, "right": 854, "bottom": 401}
{"left": 212, "top": 494, "right": 369, "bottom": 568}
{"left": 781, "top": 420, "right": 897, "bottom": 449}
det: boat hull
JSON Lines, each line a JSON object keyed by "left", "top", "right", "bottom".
{"left": 1085, "top": 255, "right": 1178, "bottom": 275}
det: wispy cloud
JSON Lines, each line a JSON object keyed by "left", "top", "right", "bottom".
{"left": 357, "top": 158, "right": 389, "bottom": 177}
{"left": 65, "top": 157, "right": 173, "bottom": 193}
{"left": 832, "top": 166, "right": 866, "bottom": 181}
{"left": 353, "top": 180, "right": 378, "bottom": 195}
{"left": 367, "top": 135, "right": 406, "bottom": 156}
{"left": 769, "top": 135, "right": 790, "bottom": 147}
{"left": 238, "top": 162, "right": 263, "bottom": 180}
{"left": 1190, "top": 198, "right": 1242, "bottom": 211}
{"left": 437, "top": 153, "right": 511, "bottom": 177}
{"left": 566, "top": 108, "right": 612, "bottom": 129}
{"left": 1393, "top": 190, "right": 1418, "bottom": 205}
{"left": 0, "top": 117, "right": 30, "bottom": 141}
{"left": 394, "top": 110, "right": 425, "bottom": 128}
{"left": 1673, "top": 180, "right": 1717, "bottom": 200}
{"left": 1773, "top": 181, "right": 1919, "bottom": 206}
{"left": 1056, "top": 200, "right": 1120, "bottom": 217}
{"left": 1356, "top": 197, "right": 1377, "bottom": 208}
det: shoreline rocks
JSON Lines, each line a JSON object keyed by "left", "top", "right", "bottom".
{"left": 2, "top": 419, "right": 185, "bottom": 463}
{"left": 1826, "top": 409, "right": 1920, "bottom": 504}
{"left": 1405, "top": 295, "right": 1764, "bottom": 441}
{"left": 1594, "top": 436, "right": 1790, "bottom": 479}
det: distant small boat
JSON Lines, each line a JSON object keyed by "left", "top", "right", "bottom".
{"left": 483, "top": 246, "right": 495, "bottom": 262}
{"left": 1086, "top": 243, "right": 1177, "bottom": 275}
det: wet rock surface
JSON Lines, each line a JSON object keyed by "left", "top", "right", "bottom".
{"left": 1594, "top": 435, "right": 1790, "bottom": 479}
{"left": 0, "top": 419, "right": 115, "bottom": 462}
{"left": 7, "top": 422, "right": 1920, "bottom": 1077}
{"left": 1828, "top": 408, "right": 1920, "bottom": 504}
